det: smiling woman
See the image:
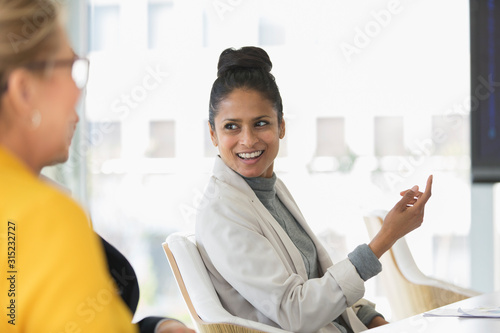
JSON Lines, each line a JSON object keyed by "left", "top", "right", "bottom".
{"left": 196, "top": 46, "right": 432, "bottom": 333}
{"left": 208, "top": 47, "right": 285, "bottom": 179}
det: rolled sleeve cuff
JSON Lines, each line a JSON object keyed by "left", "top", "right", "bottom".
{"left": 348, "top": 244, "right": 382, "bottom": 281}
{"left": 356, "top": 304, "right": 385, "bottom": 327}
{"left": 328, "top": 258, "right": 365, "bottom": 306}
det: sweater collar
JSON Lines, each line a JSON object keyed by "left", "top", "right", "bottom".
{"left": 242, "top": 173, "right": 277, "bottom": 201}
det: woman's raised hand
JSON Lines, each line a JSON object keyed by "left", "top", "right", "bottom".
{"left": 369, "top": 175, "right": 433, "bottom": 258}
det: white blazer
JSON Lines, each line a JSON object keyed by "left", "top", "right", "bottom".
{"left": 196, "top": 157, "right": 372, "bottom": 333}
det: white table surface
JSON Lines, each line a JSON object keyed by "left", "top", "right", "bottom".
{"left": 365, "top": 291, "right": 500, "bottom": 332}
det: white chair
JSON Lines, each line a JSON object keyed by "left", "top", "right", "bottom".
{"left": 163, "top": 232, "right": 291, "bottom": 333}
{"left": 364, "top": 211, "right": 481, "bottom": 320}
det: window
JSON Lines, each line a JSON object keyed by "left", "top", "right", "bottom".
{"left": 146, "top": 120, "right": 176, "bottom": 158}
{"left": 432, "top": 115, "right": 470, "bottom": 156}
{"left": 374, "top": 116, "right": 405, "bottom": 157}
{"left": 148, "top": 2, "right": 175, "bottom": 49}
{"left": 316, "top": 117, "right": 347, "bottom": 157}
{"left": 89, "top": 5, "right": 120, "bottom": 52}
{"left": 87, "top": 121, "right": 122, "bottom": 169}
{"left": 259, "top": 17, "right": 286, "bottom": 46}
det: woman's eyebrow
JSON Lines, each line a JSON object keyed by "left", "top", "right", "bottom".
{"left": 222, "top": 115, "right": 271, "bottom": 122}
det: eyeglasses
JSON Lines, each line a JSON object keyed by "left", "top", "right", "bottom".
{"left": 0, "top": 56, "right": 89, "bottom": 95}
{"left": 24, "top": 56, "right": 90, "bottom": 90}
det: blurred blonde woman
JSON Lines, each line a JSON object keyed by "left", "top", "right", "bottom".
{"left": 0, "top": 1, "right": 193, "bottom": 333}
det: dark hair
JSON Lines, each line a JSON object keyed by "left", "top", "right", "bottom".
{"left": 208, "top": 46, "right": 283, "bottom": 129}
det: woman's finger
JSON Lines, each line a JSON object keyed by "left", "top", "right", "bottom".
{"left": 397, "top": 187, "right": 420, "bottom": 208}
{"left": 400, "top": 185, "right": 419, "bottom": 197}
{"left": 406, "top": 198, "right": 418, "bottom": 205}
{"left": 415, "top": 175, "right": 433, "bottom": 208}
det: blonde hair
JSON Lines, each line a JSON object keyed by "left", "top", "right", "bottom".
{"left": 0, "top": 0, "right": 62, "bottom": 93}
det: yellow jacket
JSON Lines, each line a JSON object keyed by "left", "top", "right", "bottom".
{"left": 0, "top": 147, "right": 137, "bottom": 333}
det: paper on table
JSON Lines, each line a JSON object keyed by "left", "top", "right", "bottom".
{"left": 424, "top": 307, "right": 500, "bottom": 318}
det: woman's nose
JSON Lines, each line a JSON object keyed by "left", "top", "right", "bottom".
{"left": 240, "top": 127, "right": 258, "bottom": 147}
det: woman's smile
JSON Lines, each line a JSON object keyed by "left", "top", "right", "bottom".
{"left": 237, "top": 150, "right": 264, "bottom": 160}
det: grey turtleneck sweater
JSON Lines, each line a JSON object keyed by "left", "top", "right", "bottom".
{"left": 243, "top": 173, "right": 320, "bottom": 279}
{"left": 243, "top": 173, "right": 384, "bottom": 332}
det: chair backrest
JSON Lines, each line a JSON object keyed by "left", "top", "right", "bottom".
{"left": 364, "top": 212, "right": 479, "bottom": 320}
{"left": 163, "top": 232, "right": 291, "bottom": 333}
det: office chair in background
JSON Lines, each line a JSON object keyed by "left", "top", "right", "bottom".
{"left": 364, "top": 211, "right": 480, "bottom": 321}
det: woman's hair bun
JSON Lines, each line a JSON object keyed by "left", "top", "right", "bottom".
{"left": 209, "top": 46, "right": 283, "bottom": 129}
{"left": 217, "top": 46, "right": 272, "bottom": 78}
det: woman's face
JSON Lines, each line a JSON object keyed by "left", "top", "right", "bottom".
{"left": 32, "top": 29, "right": 81, "bottom": 168}
{"left": 209, "top": 88, "right": 285, "bottom": 178}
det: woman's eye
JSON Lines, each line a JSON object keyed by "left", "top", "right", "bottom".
{"left": 224, "top": 123, "right": 238, "bottom": 130}
{"left": 255, "top": 121, "right": 268, "bottom": 127}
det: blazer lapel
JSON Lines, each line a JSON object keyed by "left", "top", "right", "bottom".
{"left": 212, "top": 157, "right": 310, "bottom": 280}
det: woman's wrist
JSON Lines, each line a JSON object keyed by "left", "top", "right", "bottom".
{"left": 368, "top": 232, "right": 394, "bottom": 259}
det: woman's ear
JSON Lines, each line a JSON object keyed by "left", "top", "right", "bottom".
{"left": 279, "top": 118, "right": 286, "bottom": 139}
{"left": 208, "top": 121, "right": 218, "bottom": 147}
{"left": 5, "top": 68, "right": 37, "bottom": 117}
